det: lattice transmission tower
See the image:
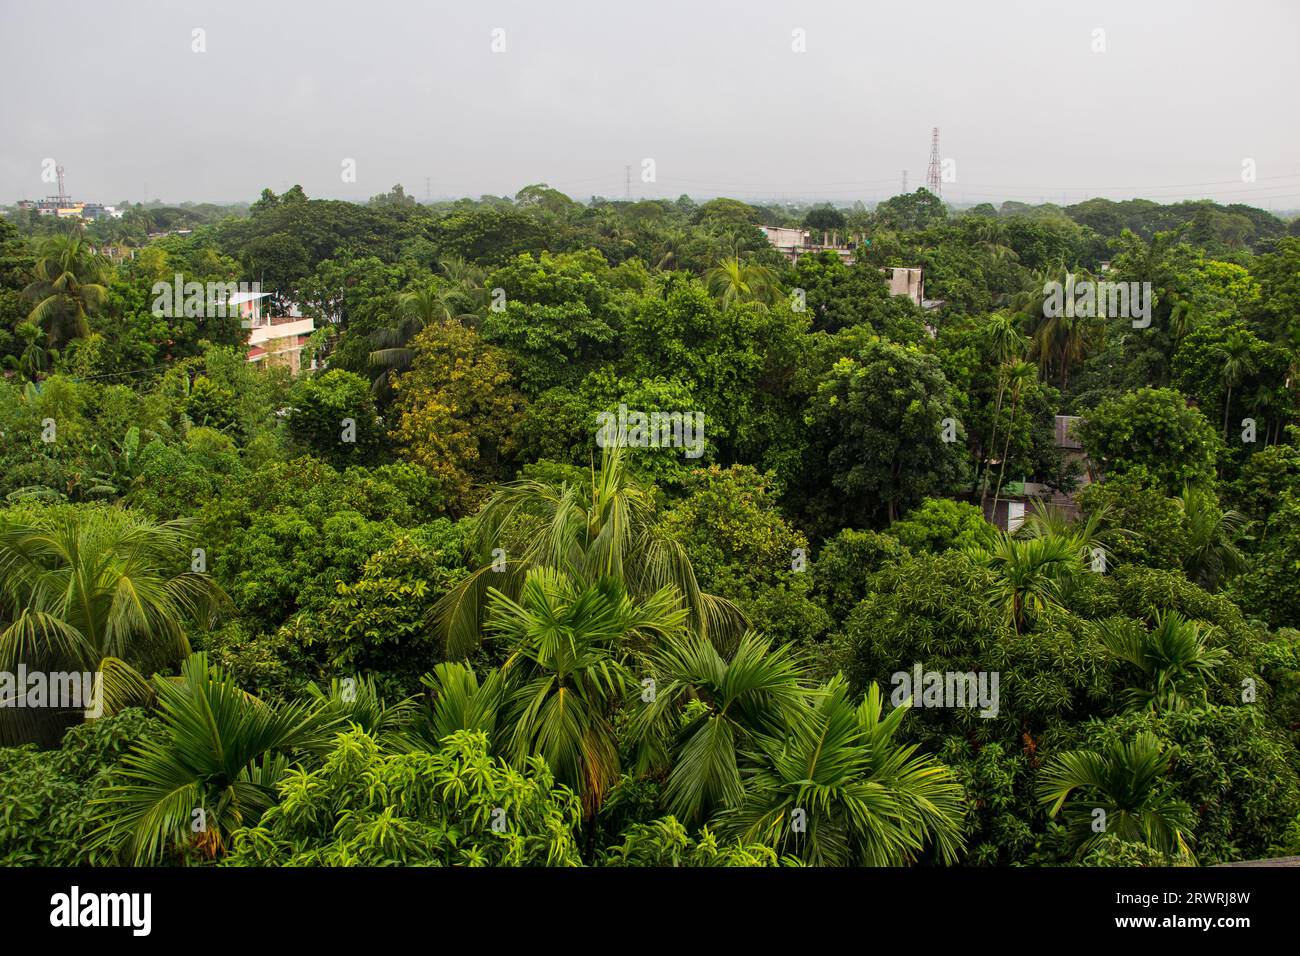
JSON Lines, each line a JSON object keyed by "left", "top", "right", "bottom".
{"left": 926, "top": 127, "right": 942, "bottom": 198}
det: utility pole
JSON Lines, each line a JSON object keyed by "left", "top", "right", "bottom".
{"left": 625, "top": 164, "right": 632, "bottom": 201}
{"left": 901, "top": 170, "right": 908, "bottom": 193}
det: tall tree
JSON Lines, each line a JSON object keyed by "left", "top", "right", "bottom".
{"left": 703, "top": 256, "right": 781, "bottom": 309}
{"left": 487, "top": 568, "right": 685, "bottom": 818}
{"left": 434, "top": 447, "right": 745, "bottom": 655}
{"left": 23, "top": 231, "right": 110, "bottom": 346}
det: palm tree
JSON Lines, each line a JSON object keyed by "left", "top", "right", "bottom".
{"left": 3, "top": 321, "right": 51, "bottom": 380}
{"left": 703, "top": 256, "right": 781, "bottom": 308}
{"left": 305, "top": 674, "right": 417, "bottom": 740}
{"left": 368, "top": 280, "right": 459, "bottom": 389}
{"left": 1096, "top": 611, "right": 1228, "bottom": 712}
{"left": 989, "top": 359, "right": 1037, "bottom": 513}
{"left": 977, "top": 314, "right": 1029, "bottom": 503}
{"left": 1031, "top": 309, "right": 1094, "bottom": 391}
{"left": 986, "top": 310, "right": 1029, "bottom": 366}
{"left": 654, "top": 229, "right": 689, "bottom": 271}
{"left": 400, "top": 661, "right": 508, "bottom": 752}
{"left": 1216, "top": 335, "right": 1258, "bottom": 441}
{"left": 1019, "top": 499, "right": 1119, "bottom": 592}
{"left": 1028, "top": 269, "right": 1102, "bottom": 390}
{"left": 435, "top": 255, "right": 488, "bottom": 314}
{"left": 486, "top": 568, "right": 687, "bottom": 817}
{"left": 1008, "top": 265, "right": 1060, "bottom": 318}
{"left": 23, "top": 230, "right": 110, "bottom": 346}
{"left": 632, "top": 630, "right": 809, "bottom": 825}
{"left": 1176, "top": 485, "right": 1248, "bottom": 591}
{"left": 966, "top": 532, "right": 1083, "bottom": 635}
{"left": 719, "top": 679, "right": 966, "bottom": 866}
{"left": 0, "top": 507, "right": 227, "bottom": 744}
{"left": 1037, "top": 731, "right": 1195, "bottom": 861}
{"left": 968, "top": 217, "right": 1008, "bottom": 249}
{"left": 91, "top": 653, "right": 334, "bottom": 865}
{"left": 969, "top": 219, "right": 1020, "bottom": 273}
{"left": 433, "top": 446, "right": 745, "bottom": 656}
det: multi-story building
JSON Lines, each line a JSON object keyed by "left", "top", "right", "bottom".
{"left": 227, "top": 291, "right": 316, "bottom": 375}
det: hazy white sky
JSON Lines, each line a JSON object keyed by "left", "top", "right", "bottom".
{"left": 2, "top": 0, "right": 1297, "bottom": 209}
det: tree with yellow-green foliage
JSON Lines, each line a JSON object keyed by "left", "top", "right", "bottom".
{"left": 391, "top": 320, "right": 525, "bottom": 515}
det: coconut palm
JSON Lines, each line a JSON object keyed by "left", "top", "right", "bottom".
{"left": 654, "top": 229, "right": 690, "bottom": 270}
{"left": 719, "top": 679, "right": 966, "bottom": 867}
{"left": 0, "top": 507, "right": 227, "bottom": 743}
{"left": 632, "top": 630, "right": 809, "bottom": 825}
{"left": 1008, "top": 264, "right": 1060, "bottom": 318}
{"left": 968, "top": 216, "right": 1008, "bottom": 249}
{"left": 22, "top": 230, "right": 110, "bottom": 347}
{"left": 1176, "top": 485, "right": 1248, "bottom": 591}
{"left": 90, "top": 653, "right": 335, "bottom": 865}
{"left": 485, "top": 568, "right": 687, "bottom": 816}
{"left": 1037, "top": 731, "right": 1196, "bottom": 861}
{"left": 433, "top": 445, "right": 745, "bottom": 657}
{"left": 1096, "top": 611, "right": 1228, "bottom": 712}
{"left": 703, "top": 256, "right": 781, "bottom": 308}
{"left": 435, "top": 254, "right": 488, "bottom": 316}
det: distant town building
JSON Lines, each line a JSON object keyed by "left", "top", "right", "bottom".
{"left": 984, "top": 415, "right": 1091, "bottom": 531}
{"left": 15, "top": 167, "right": 122, "bottom": 221}
{"left": 759, "top": 225, "right": 858, "bottom": 262}
{"left": 757, "top": 226, "right": 927, "bottom": 307}
{"left": 886, "top": 267, "right": 924, "bottom": 307}
{"left": 79, "top": 203, "right": 123, "bottom": 221}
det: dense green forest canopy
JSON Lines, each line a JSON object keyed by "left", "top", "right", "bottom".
{"left": 2, "top": 184, "right": 1299, "bottom": 867}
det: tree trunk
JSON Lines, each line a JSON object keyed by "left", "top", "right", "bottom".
{"left": 991, "top": 387, "right": 1022, "bottom": 522}
{"left": 981, "top": 374, "right": 1008, "bottom": 512}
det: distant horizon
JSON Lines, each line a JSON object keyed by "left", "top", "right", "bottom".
{"left": 8, "top": 184, "right": 1300, "bottom": 219}
{"left": 3, "top": 0, "right": 1297, "bottom": 213}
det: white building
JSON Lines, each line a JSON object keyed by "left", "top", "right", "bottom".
{"left": 228, "top": 291, "right": 316, "bottom": 374}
